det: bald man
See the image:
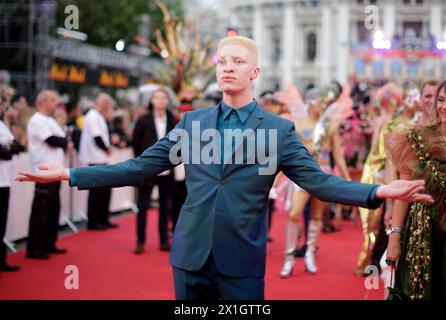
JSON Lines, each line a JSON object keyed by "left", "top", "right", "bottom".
{"left": 26, "top": 90, "right": 69, "bottom": 259}
{"left": 79, "top": 93, "right": 117, "bottom": 230}
{"left": 18, "top": 37, "right": 433, "bottom": 299}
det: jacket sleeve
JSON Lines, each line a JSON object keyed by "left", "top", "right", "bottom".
{"left": 0, "top": 144, "right": 13, "bottom": 160}
{"left": 94, "top": 136, "right": 109, "bottom": 152}
{"left": 45, "top": 136, "right": 68, "bottom": 150}
{"left": 279, "top": 121, "right": 383, "bottom": 209}
{"left": 9, "top": 139, "right": 25, "bottom": 155}
{"left": 70, "top": 114, "right": 187, "bottom": 190}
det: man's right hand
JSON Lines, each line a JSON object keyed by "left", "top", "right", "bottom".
{"left": 16, "top": 164, "right": 70, "bottom": 183}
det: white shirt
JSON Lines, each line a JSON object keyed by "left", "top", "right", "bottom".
{"left": 154, "top": 113, "right": 167, "bottom": 142}
{"left": 0, "top": 120, "right": 15, "bottom": 187}
{"left": 174, "top": 164, "right": 185, "bottom": 181}
{"left": 79, "top": 108, "right": 110, "bottom": 164}
{"left": 154, "top": 112, "right": 170, "bottom": 176}
{"left": 28, "top": 112, "right": 66, "bottom": 173}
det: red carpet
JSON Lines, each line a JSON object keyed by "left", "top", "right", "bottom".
{"left": 0, "top": 203, "right": 384, "bottom": 300}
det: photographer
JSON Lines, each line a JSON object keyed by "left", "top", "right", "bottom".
{"left": 0, "top": 93, "right": 25, "bottom": 271}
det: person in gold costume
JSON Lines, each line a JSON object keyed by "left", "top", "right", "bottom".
{"left": 355, "top": 82, "right": 404, "bottom": 276}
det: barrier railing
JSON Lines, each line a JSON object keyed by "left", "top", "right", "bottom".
{"left": 4, "top": 148, "right": 136, "bottom": 243}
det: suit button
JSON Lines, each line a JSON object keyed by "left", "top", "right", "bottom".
{"left": 220, "top": 179, "right": 225, "bottom": 185}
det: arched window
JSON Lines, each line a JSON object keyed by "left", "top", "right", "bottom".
{"left": 306, "top": 32, "right": 317, "bottom": 62}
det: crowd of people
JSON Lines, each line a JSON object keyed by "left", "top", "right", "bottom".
{"left": 1, "top": 48, "right": 445, "bottom": 300}
{"left": 0, "top": 85, "right": 204, "bottom": 270}
{"left": 257, "top": 77, "right": 445, "bottom": 300}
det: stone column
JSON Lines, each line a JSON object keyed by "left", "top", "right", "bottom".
{"left": 336, "top": 0, "right": 350, "bottom": 83}
{"left": 320, "top": 2, "right": 331, "bottom": 86}
{"left": 252, "top": 2, "right": 263, "bottom": 96}
{"left": 281, "top": 1, "right": 295, "bottom": 87}
{"left": 383, "top": 0, "right": 395, "bottom": 41}
{"left": 430, "top": 0, "right": 442, "bottom": 42}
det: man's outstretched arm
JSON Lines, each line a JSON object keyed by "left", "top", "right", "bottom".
{"left": 279, "top": 122, "right": 433, "bottom": 208}
{"left": 16, "top": 115, "right": 187, "bottom": 189}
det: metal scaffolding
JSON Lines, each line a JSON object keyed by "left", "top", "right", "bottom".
{"left": 0, "top": 0, "right": 162, "bottom": 97}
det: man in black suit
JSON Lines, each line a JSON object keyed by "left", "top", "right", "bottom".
{"left": 132, "top": 88, "right": 177, "bottom": 254}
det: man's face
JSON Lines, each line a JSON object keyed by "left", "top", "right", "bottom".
{"left": 420, "top": 84, "right": 437, "bottom": 116}
{"left": 216, "top": 44, "right": 259, "bottom": 94}
{"left": 103, "top": 102, "right": 114, "bottom": 121}
{"left": 44, "top": 92, "right": 60, "bottom": 115}
{"left": 436, "top": 87, "right": 446, "bottom": 124}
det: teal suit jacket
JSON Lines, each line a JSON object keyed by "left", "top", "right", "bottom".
{"left": 70, "top": 101, "right": 382, "bottom": 277}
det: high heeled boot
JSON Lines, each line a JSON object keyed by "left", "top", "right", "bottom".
{"left": 304, "top": 220, "right": 323, "bottom": 274}
{"left": 280, "top": 221, "right": 301, "bottom": 278}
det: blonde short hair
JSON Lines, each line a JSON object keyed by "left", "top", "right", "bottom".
{"left": 217, "top": 36, "right": 258, "bottom": 62}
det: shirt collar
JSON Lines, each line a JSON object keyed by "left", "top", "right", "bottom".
{"left": 220, "top": 100, "right": 257, "bottom": 123}
{"left": 153, "top": 111, "right": 167, "bottom": 121}
{"left": 37, "top": 111, "right": 52, "bottom": 119}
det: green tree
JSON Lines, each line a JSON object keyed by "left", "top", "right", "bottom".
{"left": 56, "top": 0, "right": 184, "bottom": 49}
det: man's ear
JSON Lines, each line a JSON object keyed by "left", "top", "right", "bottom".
{"left": 250, "top": 67, "right": 260, "bottom": 80}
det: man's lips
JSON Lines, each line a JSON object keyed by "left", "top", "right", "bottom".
{"left": 221, "top": 76, "right": 236, "bottom": 81}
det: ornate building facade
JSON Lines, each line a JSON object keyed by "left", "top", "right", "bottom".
{"left": 224, "top": 0, "right": 446, "bottom": 93}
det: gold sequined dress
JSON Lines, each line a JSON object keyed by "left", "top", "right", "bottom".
{"left": 385, "top": 126, "right": 446, "bottom": 300}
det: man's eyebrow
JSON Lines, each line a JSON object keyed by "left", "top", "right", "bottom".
{"left": 218, "top": 55, "right": 246, "bottom": 60}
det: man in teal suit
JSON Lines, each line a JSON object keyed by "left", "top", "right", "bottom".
{"left": 17, "top": 36, "right": 433, "bottom": 300}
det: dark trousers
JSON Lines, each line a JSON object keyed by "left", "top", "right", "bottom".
{"left": 173, "top": 252, "right": 264, "bottom": 300}
{"left": 0, "top": 187, "right": 10, "bottom": 264}
{"left": 431, "top": 224, "right": 446, "bottom": 300}
{"left": 87, "top": 188, "right": 112, "bottom": 227}
{"left": 136, "top": 175, "right": 173, "bottom": 245}
{"left": 87, "top": 163, "right": 112, "bottom": 228}
{"left": 171, "top": 180, "right": 187, "bottom": 233}
{"left": 27, "top": 182, "right": 61, "bottom": 254}
{"left": 266, "top": 199, "right": 275, "bottom": 233}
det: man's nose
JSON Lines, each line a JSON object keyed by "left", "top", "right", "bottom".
{"left": 223, "top": 62, "right": 236, "bottom": 72}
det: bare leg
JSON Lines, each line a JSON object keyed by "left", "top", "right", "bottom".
{"left": 280, "top": 188, "right": 310, "bottom": 278}
{"left": 356, "top": 206, "right": 383, "bottom": 276}
{"left": 334, "top": 204, "right": 343, "bottom": 231}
